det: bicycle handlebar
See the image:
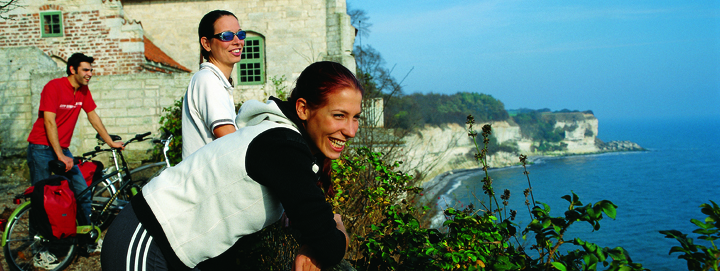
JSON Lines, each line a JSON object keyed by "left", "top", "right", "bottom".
{"left": 82, "top": 149, "right": 103, "bottom": 158}
{"left": 122, "top": 132, "right": 152, "bottom": 147}
{"left": 136, "top": 132, "right": 152, "bottom": 140}
{"left": 82, "top": 131, "right": 152, "bottom": 157}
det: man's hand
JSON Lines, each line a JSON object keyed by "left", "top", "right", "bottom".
{"left": 293, "top": 245, "right": 320, "bottom": 271}
{"left": 59, "top": 154, "right": 74, "bottom": 172}
{"left": 107, "top": 141, "right": 125, "bottom": 150}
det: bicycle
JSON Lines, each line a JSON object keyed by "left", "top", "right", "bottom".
{"left": 86, "top": 131, "right": 174, "bottom": 228}
{"left": 1, "top": 132, "right": 154, "bottom": 271}
{"left": 125, "top": 132, "right": 174, "bottom": 188}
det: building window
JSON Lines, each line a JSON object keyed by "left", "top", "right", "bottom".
{"left": 41, "top": 11, "right": 63, "bottom": 37}
{"left": 237, "top": 37, "right": 265, "bottom": 85}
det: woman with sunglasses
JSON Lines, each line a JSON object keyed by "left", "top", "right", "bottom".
{"left": 101, "top": 61, "right": 359, "bottom": 271}
{"left": 181, "top": 10, "right": 247, "bottom": 158}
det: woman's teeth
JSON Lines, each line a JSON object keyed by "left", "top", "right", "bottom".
{"left": 330, "top": 139, "right": 344, "bottom": 148}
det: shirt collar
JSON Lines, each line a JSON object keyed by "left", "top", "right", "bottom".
{"left": 199, "top": 62, "right": 233, "bottom": 89}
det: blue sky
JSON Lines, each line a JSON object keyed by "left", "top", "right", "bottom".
{"left": 345, "top": 0, "right": 720, "bottom": 121}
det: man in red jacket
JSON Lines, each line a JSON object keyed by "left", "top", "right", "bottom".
{"left": 26, "top": 52, "right": 122, "bottom": 268}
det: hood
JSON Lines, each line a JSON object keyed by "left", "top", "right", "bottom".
{"left": 235, "top": 97, "right": 299, "bottom": 130}
{"left": 237, "top": 97, "right": 328, "bottom": 169}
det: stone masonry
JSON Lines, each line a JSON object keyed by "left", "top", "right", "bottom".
{"left": 0, "top": 0, "right": 145, "bottom": 75}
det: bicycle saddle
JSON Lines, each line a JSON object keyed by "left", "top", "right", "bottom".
{"left": 48, "top": 160, "right": 66, "bottom": 175}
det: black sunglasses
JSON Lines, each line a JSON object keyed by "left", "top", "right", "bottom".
{"left": 210, "top": 30, "right": 246, "bottom": 42}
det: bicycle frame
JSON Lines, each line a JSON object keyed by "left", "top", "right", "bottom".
{"left": 85, "top": 133, "right": 151, "bottom": 221}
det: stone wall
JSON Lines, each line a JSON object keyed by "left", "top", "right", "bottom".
{"left": 71, "top": 70, "right": 192, "bottom": 159}
{"left": 0, "top": 0, "right": 145, "bottom": 75}
{"left": 0, "top": 47, "right": 62, "bottom": 157}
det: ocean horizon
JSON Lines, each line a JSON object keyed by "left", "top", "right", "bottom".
{"left": 421, "top": 116, "right": 720, "bottom": 270}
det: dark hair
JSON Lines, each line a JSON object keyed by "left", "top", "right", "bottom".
{"left": 66, "top": 53, "right": 94, "bottom": 76}
{"left": 198, "top": 10, "right": 237, "bottom": 64}
{"left": 289, "top": 61, "right": 364, "bottom": 109}
{"left": 289, "top": 61, "right": 363, "bottom": 197}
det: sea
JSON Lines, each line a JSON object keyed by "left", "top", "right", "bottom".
{"left": 422, "top": 116, "right": 720, "bottom": 271}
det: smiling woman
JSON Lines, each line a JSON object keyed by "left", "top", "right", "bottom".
{"left": 181, "top": 10, "right": 245, "bottom": 159}
{"left": 101, "top": 61, "right": 362, "bottom": 271}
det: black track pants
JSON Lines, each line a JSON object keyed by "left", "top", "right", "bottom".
{"left": 101, "top": 204, "right": 170, "bottom": 271}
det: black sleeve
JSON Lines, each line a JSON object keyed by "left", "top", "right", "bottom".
{"left": 246, "top": 128, "right": 346, "bottom": 266}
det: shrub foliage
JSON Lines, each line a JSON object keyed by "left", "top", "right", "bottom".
{"left": 343, "top": 115, "right": 647, "bottom": 270}
{"left": 661, "top": 201, "right": 720, "bottom": 271}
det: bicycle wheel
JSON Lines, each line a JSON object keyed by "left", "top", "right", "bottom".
{"left": 3, "top": 203, "right": 77, "bottom": 271}
{"left": 130, "top": 162, "right": 167, "bottom": 188}
{"left": 90, "top": 176, "right": 129, "bottom": 230}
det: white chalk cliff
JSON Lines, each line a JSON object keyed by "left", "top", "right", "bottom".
{"left": 389, "top": 112, "right": 642, "bottom": 183}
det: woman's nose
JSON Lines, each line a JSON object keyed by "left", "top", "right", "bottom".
{"left": 343, "top": 121, "right": 358, "bottom": 138}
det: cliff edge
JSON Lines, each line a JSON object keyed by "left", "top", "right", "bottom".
{"left": 392, "top": 112, "right": 644, "bottom": 183}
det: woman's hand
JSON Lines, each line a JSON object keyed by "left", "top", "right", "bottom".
{"left": 292, "top": 214, "right": 349, "bottom": 271}
{"left": 334, "top": 214, "right": 349, "bottom": 253}
{"left": 293, "top": 245, "right": 320, "bottom": 271}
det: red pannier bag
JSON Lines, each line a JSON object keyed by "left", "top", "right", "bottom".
{"left": 76, "top": 160, "right": 104, "bottom": 186}
{"left": 30, "top": 175, "right": 77, "bottom": 240}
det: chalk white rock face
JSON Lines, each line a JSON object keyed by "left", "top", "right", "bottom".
{"left": 396, "top": 113, "right": 606, "bottom": 183}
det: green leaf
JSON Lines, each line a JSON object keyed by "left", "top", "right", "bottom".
{"left": 550, "top": 262, "right": 567, "bottom": 271}
{"left": 542, "top": 219, "right": 552, "bottom": 229}
{"left": 599, "top": 200, "right": 617, "bottom": 219}
{"left": 691, "top": 219, "right": 713, "bottom": 229}
{"left": 572, "top": 191, "right": 580, "bottom": 204}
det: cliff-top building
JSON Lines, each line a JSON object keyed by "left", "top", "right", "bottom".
{"left": 0, "top": 0, "right": 356, "bottom": 89}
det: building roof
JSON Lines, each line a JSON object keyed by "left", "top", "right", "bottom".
{"left": 143, "top": 36, "right": 191, "bottom": 73}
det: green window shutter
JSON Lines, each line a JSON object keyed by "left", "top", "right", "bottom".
{"left": 41, "top": 11, "right": 63, "bottom": 38}
{"left": 237, "top": 37, "right": 265, "bottom": 85}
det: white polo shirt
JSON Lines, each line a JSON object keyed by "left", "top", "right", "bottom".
{"left": 181, "top": 62, "right": 237, "bottom": 158}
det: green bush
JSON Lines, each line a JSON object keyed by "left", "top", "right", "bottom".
{"left": 660, "top": 201, "right": 720, "bottom": 271}
{"left": 152, "top": 98, "right": 183, "bottom": 165}
{"left": 329, "top": 147, "right": 424, "bottom": 261}
{"left": 512, "top": 111, "right": 565, "bottom": 145}
{"left": 384, "top": 92, "right": 509, "bottom": 130}
{"left": 487, "top": 134, "right": 519, "bottom": 155}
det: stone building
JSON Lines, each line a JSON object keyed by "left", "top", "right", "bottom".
{"left": 0, "top": 0, "right": 356, "bottom": 161}
{"left": 0, "top": 0, "right": 190, "bottom": 75}
{"left": 0, "top": 0, "right": 356, "bottom": 85}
